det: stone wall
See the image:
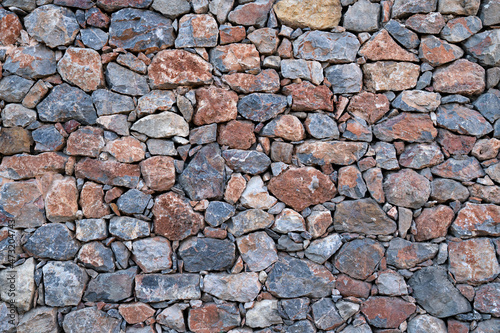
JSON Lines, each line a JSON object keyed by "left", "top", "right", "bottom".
{"left": 0, "top": 0, "right": 499, "bottom": 332}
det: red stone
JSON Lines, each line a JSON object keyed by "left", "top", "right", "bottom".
{"left": 66, "top": 126, "right": 105, "bottom": 158}
{"left": 373, "top": 113, "right": 437, "bottom": 143}
{"left": 140, "top": 156, "right": 176, "bottom": 192}
{"left": 106, "top": 136, "right": 145, "bottom": 163}
{"left": 224, "top": 173, "right": 247, "bottom": 204}
{"left": 414, "top": 205, "right": 454, "bottom": 241}
{"left": 104, "top": 187, "right": 124, "bottom": 203}
{"left": 188, "top": 303, "right": 240, "bottom": 333}
{"left": 218, "top": 120, "right": 256, "bottom": 150}
{"left": 433, "top": 59, "right": 485, "bottom": 95}
{"left": 219, "top": 25, "right": 246, "bottom": 45}
{"left": 419, "top": 35, "right": 464, "bottom": 67}
{"left": 119, "top": 303, "right": 155, "bottom": 324}
{"left": 75, "top": 158, "right": 140, "bottom": 188}
{"left": 45, "top": 175, "right": 79, "bottom": 223}
{"left": 282, "top": 81, "right": 334, "bottom": 111}
{"left": 359, "top": 30, "right": 419, "bottom": 62}
{"left": 0, "top": 152, "right": 67, "bottom": 180}
{"left": 57, "top": 47, "right": 104, "bottom": 92}
{"left": 80, "top": 182, "right": 110, "bottom": 219}
{"left": 335, "top": 274, "right": 371, "bottom": 298}
{"left": 86, "top": 8, "right": 110, "bottom": 28}
{"left": 474, "top": 283, "right": 500, "bottom": 317}
{"left": 361, "top": 297, "right": 416, "bottom": 329}
{"left": 193, "top": 86, "right": 239, "bottom": 126}
{"left": 209, "top": 43, "right": 260, "bottom": 73}
{"left": 222, "top": 69, "right": 280, "bottom": 94}
{"left": 0, "top": 9, "right": 22, "bottom": 45}
{"left": 347, "top": 92, "right": 390, "bottom": 124}
{"left": 406, "top": 12, "right": 445, "bottom": 34}
{"left": 447, "top": 320, "right": 469, "bottom": 333}
{"left": 437, "top": 129, "right": 476, "bottom": 156}
{"left": 227, "top": 0, "right": 273, "bottom": 26}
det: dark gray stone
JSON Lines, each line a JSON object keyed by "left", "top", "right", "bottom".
{"left": 92, "top": 89, "right": 135, "bottom": 116}
{"left": 293, "top": 31, "right": 360, "bottom": 63}
{"left": 2, "top": 0, "right": 35, "bottom": 11}
{"left": 285, "top": 320, "right": 316, "bottom": 333}
{"left": 179, "top": 237, "right": 236, "bottom": 272}
{"left": 334, "top": 238, "right": 385, "bottom": 280}
{"left": 62, "top": 307, "right": 121, "bottom": 333}
{"left": 431, "top": 178, "right": 469, "bottom": 203}
{"left": 83, "top": 267, "right": 137, "bottom": 302}
{"left": 0, "top": 75, "right": 34, "bottom": 103}
{"left": 109, "top": 216, "right": 150, "bottom": 240}
{"left": 152, "top": 0, "right": 190, "bottom": 18}
{"left": 392, "top": 0, "right": 437, "bottom": 18}
{"left": 205, "top": 201, "right": 235, "bottom": 227}
{"left": 3, "top": 45, "right": 56, "bottom": 79}
{"left": 43, "top": 261, "right": 88, "bottom": 307}
{"left": 105, "top": 62, "right": 150, "bottom": 96}
{"left": 32, "top": 125, "right": 65, "bottom": 152}
{"left": 473, "top": 92, "right": 500, "bottom": 123}
{"left": 223, "top": 149, "right": 271, "bottom": 175}
{"left": 324, "top": 64, "right": 363, "bottom": 94}
{"left": 464, "top": 29, "right": 500, "bottom": 67}
{"left": 473, "top": 319, "right": 500, "bottom": 333}
{"left": 312, "top": 298, "right": 344, "bottom": 331}
{"left": 385, "top": 19, "right": 420, "bottom": 49}
{"left": 440, "top": 16, "right": 482, "bottom": 43}
{"left": 135, "top": 274, "right": 201, "bottom": 302}
{"left": 189, "top": 123, "right": 217, "bottom": 145}
{"left": 237, "top": 93, "right": 288, "bottom": 122}
{"left": 408, "top": 266, "right": 471, "bottom": 318}
{"left": 431, "top": 157, "right": 485, "bottom": 182}
{"left": 374, "top": 142, "right": 399, "bottom": 170}
{"left": 75, "top": 218, "right": 108, "bottom": 242}
{"left": 24, "top": 223, "right": 80, "bottom": 260}
{"left": 437, "top": 103, "right": 493, "bottom": 137}
{"left": 116, "top": 189, "right": 151, "bottom": 215}
{"left": 80, "top": 28, "right": 109, "bottom": 51}
{"left": 281, "top": 298, "right": 310, "bottom": 321}
{"left": 111, "top": 241, "right": 130, "bottom": 269}
{"left": 227, "top": 209, "right": 274, "bottom": 237}
{"left": 37, "top": 83, "right": 97, "bottom": 124}
{"left": 305, "top": 113, "right": 339, "bottom": 140}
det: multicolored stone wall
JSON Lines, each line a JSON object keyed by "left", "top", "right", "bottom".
{"left": 0, "top": 0, "right": 499, "bottom": 332}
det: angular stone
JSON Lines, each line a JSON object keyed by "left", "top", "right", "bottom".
{"left": 439, "top": 0, "right": 480, "bottom": 15}
{"left": 83, "top": 267, "right": 137, "bottom": 302}
{"left": 347, "top": 91, "right": 390, "bottom": 124}
{"left": 376, "top": 270, "right": 408, "bottom": 296}
{"left": 131, "top": 112, "right": 188, "bottom": 139}
{"left": 24, "top": 223, "right": 79, "bottom": 260}
{"left": 45, "top": 175, "right": 78, "bottom": 222}
{"left": 246, "top": 299, "right": 282, "bottom": 328}
{"left": 343, "top": 0, "right": 380, "bottom": 32}
{"left": 175, "top": 14, "right": 218, "bottom": 48}
{"left": 222, "top": 149, "right": 270, "bottom": 175}
{"left": 480, "top": 0, "right": 500, "bottom": 26}
{"left": 464, "top": 29, "right": 500, "bottom": 67}
{"left": 218, "top": 120, "right": 256, "bottom": 150}
{"left": 433, "top": 59, "right": 485, "bottom": 95}
{"left": 109, "top": 8, "right": 174, "bottom": 53}
{"left": 359, "top": 29, "right": 418, "bottom": 62}
{"left": 271, "top": 208, "right": 304, "bottom": 234}
{"left": 17, "top": 306, "right": 58, "bottom": 333}
{"left": 227, "top": 0, "right": 273, "bottom": 26}
{"left": 119, "top": 302, "right": 155, "bottom": 324}
{"left": 363, "top": 167, "right": 385, "bottom": 203}
{"left": 43, "top": 261, "right": 87, "bottom": 307}
{"left": 0, "top": 152, "right": 67, "bottom": 180}
{"left": 304, "top": 113, "right": 339, "bottom": 140}
{"left": 334, "top": 198, "right": 396, "bottom": 235}
{"left": 384, "top": 169, "right": 431, "bottom": 209}
{"left": 80, "top": 27, "right": 109, "bottom": 50}
{"left": 63, "top": 307, "right": 120, "bottom": 332}
{"left": 37, "top": 83, "right": 97, "bottom": 125}
{"left": 268, "top": 167, "right": 336, "bottom": 211}
{"left": 151, "top": 0, "right": 189, "bottom": 18}
{"left": 474, "top": 92, "right": 500, "bottom": 124}
{"left": 193, "top": 86, "right": 238, "bottom": 126}
{"left": 385, "top": 19, "right": 420, "bottom": 49}
{"left": 75, "top": 218, "right": 107, "bottom": 242}
{"left": 91, "top": 89, "right": 134, "bottom": 116}
{"left": 337, "top": 165, "right": 367, "bottom": 199}
{"left": 237, "top": 231, "right": 278, "bottom": 271}
{"left": 0, "top": 75, "right": 34, "bottom": 103}
{"left": 132, "top": 236, "right": 172, "bottom": 273}
{"left": 205, "top": 201, "right": 235, "bottom": 227}
{"left": 106, "top": 137, "right": 144, "bottom": 164}
{"left": 386, "top": 238, "right": 438, "bottom": 269}
{"left": 373, "top": 142, "right": 398, "bottom": 170}
{"left": 441, "top": 16, "right": 482, "bottom": 43}
{"left": 227, "top": 208, "right": 273, "bottom": 237}
{"left": 261, "top": 115, "right": 305, "bottom": 141}
{"left": 334, "top": 238, "right": 384, "bottom": 280}
{"left": 139, "top": 156, "right": 175, "bottom": 192}
{"left": 32, "top": 125, "right": 65, "bottom": 152}
{"left": 157, "top": 304, "right": 186, "bottom": 332}
{"left": 136, "top": 90, "right": 176, "bottom": 117}
{"left": 475, "top": 283, "right": 500, "bottom": 316}
{"left": 0, "top": 257, "right": 34, "bottom": 311}
{"left": 239, "top": 176, "right": 277, "bottom": 210}
{"left": 136, "top": 274, "right": 200, "bottom": 302}
{"left": 408, "top": 315, "right": 447, "bottom": 333}
{"left": 437, "top": 103, "right": 492, "bottom": 137}
{"left": 274, "top": 0, "right": 341, "bottom": 30}
{"left": 179, "top": 237, "right": 235, "bottom": 272}
{"left": 116, "top": 189, "right": 150, "bottom": 215}
{"left": 58, "top": 47, "right": 104, "bottom": 92}
{"left": 293, "top": 31, "right": 360, "bottom": 63}
{"left": 237, "top": 93, "right": 287, "bottom": 122}
{"left": 374, "top": 113, "right": 437, "bottom": 143}
{"left": 486, "top": 162, "right": 500, "bottom": 183}
{"left": 179, "top": 143, "right": 225, "bottom": 200}
{"left": 282, "top": 81, "right": 334, "bottom": 112}
{"left": 415, "top": 205, "right": 454, "bottom": 241}
{"left": 203, "top": 272, "right": 261, "bottom": 302}
{"left": 223, "top": 69, "right": 280, "bottom": 94}
{"left": 2, "top": 104, "right": 36, "bottom": 128}
{"left": 248, "top": 28, "right": 279, "bottom": 55}
{"left": 77, "top": 159, "right": 138, "bottom": 190}
{"left": 210, "top": 43, "right": 260, "bottom": 73}
{"left": 399, "top": 143, "right": 444, "bottom": 169}
{"left": 0, "top": 127, "right": 32, "bottom": 155}
{"left": 449, "top": 238, "right": 500, "bottom": 284}
{"left": 392, "top": 0, "right": 437, "bottom": 18}
{"left": 406, "top": 12, "right": 445, "bottom": 34}
{"left": 0, "top": 8, "right": 22, "bottom": 45}
{"left": 105, "top": 62, "right": 149, "bottom": 96}
{"left": 281, "top": 59, "right": 324, "bottom": 85}
{"left": 431, "top": 157, "right": 484, "bottom": 182}
{"left": 363, "top": 61, "right": 420, "bottom": 92}
{"left": 25, "top": 5, "right": 79, "bottom": 48}
{"left": 305, "top": 234, "right": 342, "bottom": 264}
{"left": 296, "top": 141, "right": 368, "bottom": 166}
{"left": 437, "top": 129, "right": 476, "bottom": 156}
{"left": 0, "top": 180, "right": 44, "bottom": 228}
{"left": 109, "top": 216, "right": 149, "bottom": 240}
{"left": 189, "top": 303, "right": 241, "bottom": 333}
{"left": 307, "top": 210, "right": 333, "bottom": 238}
{"left": 266, "top": 255, "right": 335, "bottom": 298}
{"left": 77, "top": 241, "right": 114, "bottom": 272}
{"left": 4, "top": 45, "right": 56, "bottom": 79}
{"left": 393, "top": 90, "right": 441, "bottom": 112}
{"left": 67, "top": 126, "right": 105, "bottom": 157}
{"left": 452, "top": 203, "right": 500, "bottom": 237}
{"left": 325, "top": 63, "right": 362, "bottom": 94}
{"left": 361, "top": 297, "right": 415, "bottom": 329}
{"left": 468, "top": 184, "right": 500, "bottom": 204}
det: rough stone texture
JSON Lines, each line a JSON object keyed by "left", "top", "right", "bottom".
{"left": 24, "top": 223, "right": 80, "bottom": 260}
{"left": 384, "top": 169, "right": 431, "bottom": 209}
{"left": 58, "top": 47, "right": 104, "bottom": 92}
{"left": 202, "top": 273, "right": 261, "bottom": 302}
{"left": 359, "top": 30, "right": 418, "bottom": 62}
{"left": 63, "top": 307, "right": 120, "bottom": 332}
{"left": 282, "top": 81, "right": 334, "bottom": 111}
{"left": 296, "top": 141, "right": 368, "bottom": 166}
{"left": 194, "top": 86, "right": 238, "bottom": 125}
{"left": 43, "top": 261, "right": 88, "bottom": 307}
{"left": 437, "top": 103, "right": 492, "bottom": 137}
{"left": 363, "top": 61, "right": 420, "bottom": 92}
{"left": 274, "top": 0, "right": 341, "bottom": 30}
{"left": 433, "top": 59, "right": 485, "bottom": 95}
{"left": 334, "top": 238, "right": 385, "bottom": 280}
{"left": 189, "top": 303, "right": 240, "bottom": 332}
{"left": 179, "top": 237, "right": 235, "bottom": 272}
{"left": 294, "top": 31, "right": 360, "bottom": 63}
{"left": 334, "top": 198, "right": 396, "bottom": 235}
{"left": 386, "top": 238, "right": 438, "bottom": 269}
{"left": 414, "top": 205, "right": 455, "bottom": 241}
{"left": 75, "top": 158, "right": 141, "bottom": 188}
{"left": 361, "top": 297, "right": 416, "bottom": 329}
{"left": 4, "top": 45, "right": 56, "bottom": 80}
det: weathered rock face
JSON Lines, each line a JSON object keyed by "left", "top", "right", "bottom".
{"left": 433, "top": 59, "right": 485, "bottom": 95}
{"left": 193, "top": 86, "right": 238, "bottom": 125}
{"left": 363, "top": 61, "right": 420, "bottom": 91}
{"left": 274, "top": 0, "right": 341, "bottom": 30}
{"left": 4, "top": 45, "right": 56, "bottom": 79}
{"left": 334, "top": 238, "right": 385, "bottom": 280}
{"left": 384, "top": 169, "right": 431, "bottom": 209}
{"left": 334, "top": 198, "right": 396, "bottom": 235}
{"left": 57, "top": 48, "right": 104, "bottom": 92}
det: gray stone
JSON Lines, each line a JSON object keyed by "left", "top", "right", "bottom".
{"left": 386, "top": 238, "right": 438, "bottom": 269}
{"left": 392, "top": 90, "right": 441, "bottom": 112}
{"left": 376, "top": 270, "right": 408, "bottom": 296}
{"left": 17, "top": 306, "right": 58, "bottom": 333}
{"left": 246, "top": 299, "right": 282, "bottom": 328}
{"left": 431, "top": 157, "right": 485, "bottom": 182}
{"left": 92, "top": 89, "right": 135, "bottom": 116}
{"left": 111, "top": 241, "right": 130, "bottom": 269}
{"left": 223, "top": 149, "right": 271, "bottom": 175}
{"left": 205, "top": 201, "right": 235, "bottom": 227}
{"left": 152, "top": 0, "right": 190, "bottom": 18}
{"left": 62, "top": 307, "right": 120, "bottom": 333}
{"left": 385, "top": 20, "right": 420, "bottom": 49}
{"left": 473, "top": 92, "right": 500, "bottom": 123}
{"left": 81, "top": 28, "right": 109, "bottom": 50}
{"left": 464, "top": 29, "right": 500, "bottom": 67}
{"left": 339, "top": 324, "right": 372, "bottom": 333}
{"left": 334, "top": 238, "right": 385, "bottom": 280}
{"left": 296, "top": 140, "right": 368, "bottom": 166}
{"left": 486, "top": 162, "right": 500, "bottom": 183}
{"left": 407, "top": 315, "right": 448, "bottom": 333}
{"left": 237, "top": 231, "right": 278, "bottom": 271}
{"left": 1, "top": 104, "right": 37, "bottom": 128}
{"left": 189, "top": 124, "right": 217, "bottom": 145}
{"left": 437, "top": 103, "right": 493, "bottom": 137}
{"left": 116, "top": 189, "right": 151, "bottom": 215}
{"left": 343, "top": 0, "right": 380, "bottom": 32}
{"left": 202, "top": 273, "right": 261, "bottom": 302}
{"left": 399, "top": 142, "right": 444, "bottom": 169}
{"left": 384, "top": 169, "right": 431, "bottom": 208}
{"left": 175, "top": 14, "right": 219, "bottom": 48}
{"left": 147, "top": 139, "right": 177, "bottom": 156}
{"left": 105, "top": 62, "right": 149, "bottom": 96}
{"left": 408, "top": 266, "right": 471, "bottom": 318}
{"left": 334, "top": 198, "right": 397, "bottom": 235}
{"left": 2, "top": 0, "right": 35, "bottom": 11}
{"left": 0, "top": 258, "right": 35, "bottom": 311}
{"left": 43, "top": 261, "right": 88, "bottom": 307}
{"left": 281, "top": 59, "right": 324, "bottom": 85}
{"left": 293, "top": 31, "right": 360, "bottom": 63}
{"left": 78, "top": 241, "right": 115, "bottom": 272}
{"left": 32, "top": 125, "right": 65, "bottom": 152}
{"left": 75, "top": 218, "right": 108, "bottom": 242}
{"left": 136, "top": 90, "right": 176, "bottom": 117}
{"left": 496, "top": 119, "right": 500, "bottom": 138}
{"left": 84, "top": 267, "right": 137, "bottom": 302}
{"left": 109, "top": 216, "right": 150, "bottom": 240}
{"left": 179, "top": 237, "right": 236, "bottom": 272}
{"left": 109, "top": 8, "right": 175, "bottom": 53}
{"left": 179, "top": 143, "right": 226, "bottom": 200}
{"left": 227, "top": 209, "right": 274, "bottom": 237}
{"left": 374, "top": 142, "right": 399, "bottom": 170}
{"left": 37, "top": 83, "right": 97, "bottom": 125}
{"left": 157, "top": 304, "right": 186, "bottom": 332}
{"left": 392, "top": 0, "right": 437, "bottom": 18}
{"left": 473, "top": 319, "right": 500, "bottom": 333}
{"left": 305, "top": 113, "right": 339, "bottom": 140}
{"left": 325, "top": 64, "right": 363, "bottom": 94}
{"left": 132, "top": 236, "right": 172, "bottom": 273}
{"left": 441, "top": 16, "right": 482, "bottom": 43}
{"left": 273, "top": 208, "right": 306, "bottom": 234}
{"left": 237, "top": 93, "right": 287, "bottom": 122}
{"left": 312, "top": 298, "right": 344, "bottom": 331}
{"left": 305, "top": 233, "right": 342, "bottom": 264}
{"left": 0, "top": 75, "right": 34, "bottom": 103}
{"left": 3, "top": 45, "right": 56, "bottom": 80}
{"left": 209, "top": 0, "right": 234, "bottom": 23}
{"left": 131, "top": 111, "right": 189, "bottom": 138}
{"left": 0, "top": 302, "right": 15, "bottom": 333}
{"left": 285, "top": 320, "right": 316, "bottom": 333}
{"left": 480, "top": 0, "right": 500, "bottom": 26}
{"left": 281, "top": 298, "right": 310, "bottom": 321}
{"left": 25, "top": 5, "right": 79, "bottom": 48}
{"left": 135, "top": 274, "right": 201, "bottom": 302}
{"left": 266, "top": 255, "right": 335, "bottom": 298}
{"left": 24, "top": 223, "right": 80, "bottom": 260}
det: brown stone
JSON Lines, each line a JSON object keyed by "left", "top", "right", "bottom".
{"left": 274, "top": 0, "right": 341, "bottom": 30}
{"left": 347, "top": 91, "right": 390, "bottom": 124}
{"left": 209, "top": 43, "right": 260, "bottom": 73}
{"left": 363, "top": 167, "right": 385, "bottom": 203}
{"left": 296, "top": 141, "right": 368, "bottom": 166}
{"left": 282, "top": 81, "right": 334, "bottom": 111}
{"left": 451, "top": 203, "right": 500, "bottom": 237}
{"left": 228, "top": 0, "right": 273, "bottom": 26}
{"left": 406, "top": 12, "right": 446, "bottom": 34}
{"left": 219, "top": 25, "right": 246, "bottom": 45}
{"left": 437, "top": 129, "right": 475, "bottom": 156}
{"left": 335, "top": 274, "right": 371, "bottom": 298}
{"left": 140, "top": 156, "right": 176, "bottom": 192}
{"left": 0, "top": 180, "right": 45, "bottom": 228}
{"left": 66, "top": 126, "right": 105, "bottom": 157}
{"left": 222, "top": 69, "right": 280, "bottom": 94}
{"left": 363, "top": 61, "right": 420, "bottom": 92}
{"left": 307, "top": 210, "right": 333, "bottom": 238}
{"left": 153, "top": 192, "right": 204, "bottom": 241}
{"left": 472, "top": 138, "right": 500, "bottom": 161}
{"left": 447, "top": 319, "right": 469, "bottom": 333}
{"left": 268, "top": 167, "right": 336, "bottom": 211}
{"left": 468, "top": 184, "right": 500, "bottom": 204}
{"left": 224, "top": 173, "right": 247, "bottom": 204}
{"left": 384, "top": 169, "right": 431, "bottom": 209}
{"left": 361, "top": 297, "right": 416, "bottom": 329}
{"left": 75, "top": 158, "right": 141, "bottom": 188}
{"left": 57, "top": 47, "right": 104, "bottom": 92}
{"left": 373, "top": 113, "right": 437, "bottom": 143}
{"left": 175, "top": 14, "right": 218, "bottom": 48}
{"left": 86, "top": 7, "right": 110, "bottom": 28}
{"left": 45, "top": 175, "right": 78, "bottom": 222}
{"left": 414, "top": 205, "right": 454, "bottom": 241}
{"left": 359, "top": 29, "right": 419, "bottom": 62}
{"left": 0, "top": 9, "right": 22, "bottom": 45}
{"left": 188, "top": 303, "right": 240, "bottom": 333}
{"left": 104, "top": 187, "right": 123, "bottom": 203}
{"left": 278, "top": 38, "right": 293, "bottom": 58}
{"left": 148, "top": 50, "right": 212, "bottom": 89}
{"left": 0, "top": 152, "right": 67, "bottom": 180}
{"left": 399, "top": 143, "right": 445, "bottom": 169}
{"left": 433, "top": 59, "right": 485, "bottom": 95}
{"left": 0, "top": 127, "right": 32, "bottom": 155}
{"left": 193, "top": 86, "right": 239, "bottom": 126}
{"left": 22, "top": 80, "right": 50, "bottom": 108}
{"left": 474, "top": 283, "right": 500, "bottom": 317}
{"left": 80, "top": 181, "right": 110, "bottom": 219}
{"left": 419, "top": 35, "right": 464, "bottom": 67}
{"left": 106, "top": 136, "right": 145, "bottom": 163}
{"left": 119, "top": 303, "right": 155, "bottom": 324}
{"left": 338, "top": 165, "right": 367, "bottom": 199}
{"left": 218, "top": 120, "right": 256, "bottom": 150}
{"left": 449, "top": 238, "right": 500, "bottom": 284}
{"left": 261, "top": 115, "right": 306, "bottom": 141}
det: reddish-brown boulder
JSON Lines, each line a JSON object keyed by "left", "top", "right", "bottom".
{"left": 118, "top": 303, "right": 155, "bottom": 324}
{"left": 359, "top": 29, "right": 419, "bottom": 62}
{"left": 193, "top": 86, "right": 239, "bottom": 125}
{"left": 373, "top": 113, "right": 437, "bottom": 143}
{"left": 0, "top": 9, "right": 22, "bottom": 45}
{"left": 217, "top": 120, "right": 256, "bottom": 150}
{"left": 140, "top": 156, "right": 176, "bottom": 192}
{"left": 45, "top": 175, "right": 79, "bottom": 223}
{"left": 414, "top": 205, "right": 454, "bottom": 241}
{"left": 66, "top": 126, "right": 105, "bottom": 158}
{"left": 433, "top": 59, "right": 485, "bottom": 95}
{"left": 0, "top": 152, "right": 67, "bottom": 180}
{"left": 222, "top": 69, "right": 280, "bottom": 94}
{"left": 347, "top": 91, "right": 390, "bottom": 124}
{"left": 361, "top": 297, "right": 416, "bottom": 329}
{"left": 75, "top": 158, "right": 141, "bottom": 188}
{"left": 80, "top": 181, "right": 110, "bottom": 219}
{"left": 57, "top": 47, "right": 104, "bottom": 92}
{"left": 105, "top": 136, "right": 145, "bottom": 163}
{"left": 282, "top": 81, "right": 334, "bottom": 111}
